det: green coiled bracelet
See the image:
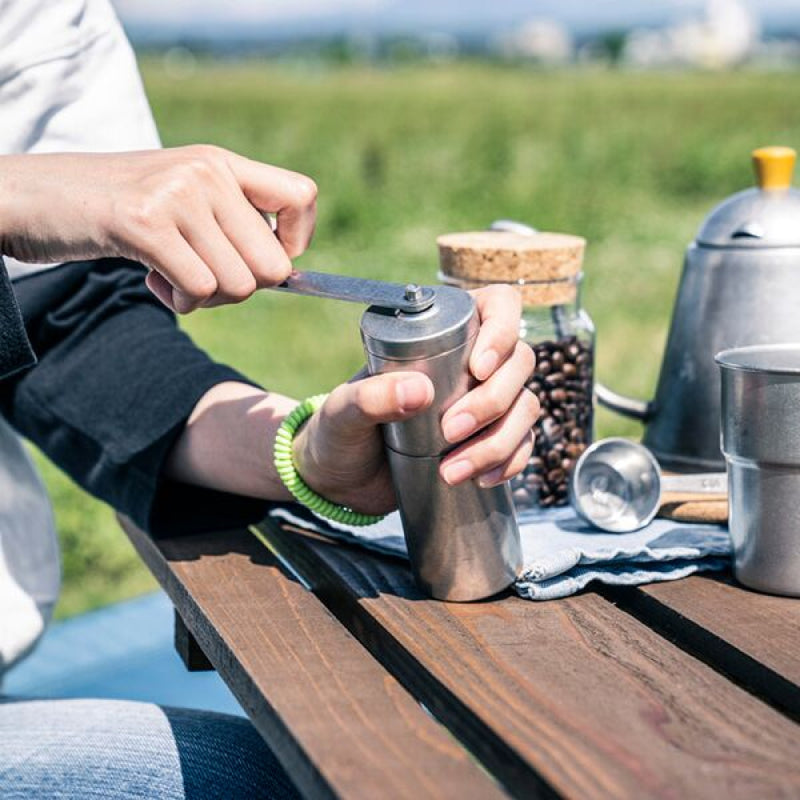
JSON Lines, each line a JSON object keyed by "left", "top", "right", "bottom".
{"left": 273, "top": 393, "right": 385, "bottom": 527}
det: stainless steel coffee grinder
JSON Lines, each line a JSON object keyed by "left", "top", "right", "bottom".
{"left": 275, "top": 271, "right": 523, "bottom": 601}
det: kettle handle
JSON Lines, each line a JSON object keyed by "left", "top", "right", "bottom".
{"left": 487, "top": 220, "right": 655, "bottom": 422}
{"left": 595, "top": 383, "right": 653, "bottom": 421}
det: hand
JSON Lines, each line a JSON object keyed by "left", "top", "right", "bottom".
{"left": 0, "top": 145, "right": 317, "bottom": 313}
{"left": 293, "top": 285, "right": 539, "bottom": 514}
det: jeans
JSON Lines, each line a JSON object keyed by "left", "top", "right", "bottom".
{"left": 0, "top": 698, "right": 300, "bottom": 799}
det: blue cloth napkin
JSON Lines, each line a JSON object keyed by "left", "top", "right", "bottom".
{"left": 269, "top": 506, "right": 731, "bottom": 600}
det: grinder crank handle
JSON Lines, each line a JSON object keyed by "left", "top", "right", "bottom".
{"left": 271, "top": 270, "right": 436, "bottom": 314}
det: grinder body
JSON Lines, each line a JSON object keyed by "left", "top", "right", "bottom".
{"left": 360, "top": 286, "right": 522, "bottom": 601}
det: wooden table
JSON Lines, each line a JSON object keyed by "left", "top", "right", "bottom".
{"left": 120, "top": 513, "right": 800, "bottom": 799}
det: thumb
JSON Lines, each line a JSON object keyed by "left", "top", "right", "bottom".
{"left": 322, "top": 372, "right": 434, "bottom": 436}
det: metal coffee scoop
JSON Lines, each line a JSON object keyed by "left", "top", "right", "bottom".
{"left": 569, "top": 438, "right": 727, "bottom": 533}
{"left": 271, "top": 270, "right": 523, "bottom": 601}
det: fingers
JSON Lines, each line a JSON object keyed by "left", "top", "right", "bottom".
{"left": 145, "top": 271, "right": 176, "bottom": 310}
{"left": 123, "top": 146, "right": 317, "bottom": 313}
{"left": 476, "top": 432, "right": 535, "bottom": 489}
{"left": 441, "top": 340, "right": 536, "bottom": 444}
{"left": 322, "top": 372, "right": 435, "bottom": 440}
{"left": 224, "top": 151, "right": 318, "bottom": 259}
{"left": 139, "top": 231, "right": 218, "bottom": 313}
{"left": 166, "top": 202, "right": 292, "bottom": 310}
{"left": 440, "top": 388, "right": 539, "bottom": 487}
{"left": 469, "top": 285, "right": 523, "bottom": 380}
{"left": 211, "top": 193, "right": 292, "bottom": 288}
{"left": 181, "top": 215, "right": 258, "bottom": 304}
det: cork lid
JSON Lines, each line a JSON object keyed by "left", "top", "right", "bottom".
{"left": 437, "top": 231, "right": 586, "bottom": 306}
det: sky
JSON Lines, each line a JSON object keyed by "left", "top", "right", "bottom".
{"left": 112, "top": 0, "right": 800, "bottom": 39}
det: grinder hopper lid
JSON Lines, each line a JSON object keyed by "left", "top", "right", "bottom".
{"left": 360, "top": 285, "right": 477, "bottom": 361}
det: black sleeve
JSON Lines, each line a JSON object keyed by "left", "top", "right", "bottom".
{"left": 0, "top": 258, "right": 270, "bottom": 536}
{"left": 0, "top": 257, "right": 36, "bottom": 380}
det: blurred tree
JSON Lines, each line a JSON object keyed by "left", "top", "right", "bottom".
{"left": 598, "top": 31, "right": 628, "bottom": 65}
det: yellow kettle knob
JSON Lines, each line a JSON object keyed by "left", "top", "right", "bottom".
{"left": 752, "top": 146, "right": 796, "bottom": 191}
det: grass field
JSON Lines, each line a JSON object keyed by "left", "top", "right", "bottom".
{"left": 39, "top": 60, "right": 800, "bottom": 617}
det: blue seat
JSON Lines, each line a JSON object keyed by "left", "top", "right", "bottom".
{"left": 4, "top": 591, "right": 244, "bottom": 716}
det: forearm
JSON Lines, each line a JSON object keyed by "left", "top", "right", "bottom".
{"left": 1, "top": 258, "right": 270, "bottom": 534}
{"left": 0, "top": 153, "right": 111, "bottom": 264}
{"left": 163, "top": 381, "right": 296, "bottom": 503}
{"left": 0, "top": 147, "right": 316, "bottom": 314}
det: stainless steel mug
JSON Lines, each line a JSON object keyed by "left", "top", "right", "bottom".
{"left": 360, "top": 285, "right": 523, "bottom": 601}
{"left": 717, "top": 344, "right": 800, "bottom": 596}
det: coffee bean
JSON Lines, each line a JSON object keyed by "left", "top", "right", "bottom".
{"left": 562, "top": 408, "right": 579, "bottom": 424}
{"left": 512, "top": 332, "right": 594, "bottom": 512}
{"left": 567, "top": 342, "right": 581, "bottom": 360}
{"left": 566, "top": 444, "right": 585, "bottom": 459}
{"left": 544, "top": 372, "right": 565, "bottom": 388}
{"left": 513, "top": 488, "right": 530, "bottom": 505}
{"left": 524, "top": 474, "right": 544, "bottom": 491}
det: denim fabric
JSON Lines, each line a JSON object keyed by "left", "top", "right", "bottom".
{"left": 0, "top": 698, "right": 299, "bottom": 799}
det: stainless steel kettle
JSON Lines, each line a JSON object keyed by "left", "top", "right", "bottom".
{"left": 598, "top": 146, "right": 800, "bottom": 471}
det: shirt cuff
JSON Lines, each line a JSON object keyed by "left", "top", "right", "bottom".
{"left": 0, "top": 257, "right": 36, "bottom": 380}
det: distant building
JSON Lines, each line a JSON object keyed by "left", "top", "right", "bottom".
{"left": 623, "top": 0, "right": 760, "bottom": 69}
{"left": 753, "top": 37, "right": 800, "bottom": 69}
{"left": 494, "top": 19, "right": 573, "bottom": 65}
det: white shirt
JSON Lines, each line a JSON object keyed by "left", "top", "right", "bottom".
{"left": 0, "top": 0, "right": 160, "bottom": 673}
{"left": 1, "top": 0, "right": 161, "bottom": 279}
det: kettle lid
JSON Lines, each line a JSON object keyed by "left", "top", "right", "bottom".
{"left": 696, "top": 146, "right": 800, "bottom": 249}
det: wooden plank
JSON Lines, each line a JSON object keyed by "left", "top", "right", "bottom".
{"left": 174, "top": 609, "right": 214, "bottom": 671}
{"left": 604, "top": 574, "right": 800, "bottom": 720}
{"left": 262, "top": 519, "right": 800, "bottom": 800}
{"left": 119, "top": 517, "right": 504, "bottom": 800}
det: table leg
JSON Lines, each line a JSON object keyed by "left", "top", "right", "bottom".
{"left": 174, "top": 608, "right": 214, "bottom": 672}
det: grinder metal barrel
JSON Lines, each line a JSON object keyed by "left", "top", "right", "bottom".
{"left": 360, "top": 286, "right": 523, "bottom": 601}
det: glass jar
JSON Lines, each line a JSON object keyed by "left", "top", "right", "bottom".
{"left": 437, "top": 230, "right": 595, "bottom": 513}
{"left": 511, "top": 276, "right": 595, "bottom": 512}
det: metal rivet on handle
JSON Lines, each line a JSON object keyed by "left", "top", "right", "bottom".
{"left": 404, "top": 284, "right": 424, "bottom": 303}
